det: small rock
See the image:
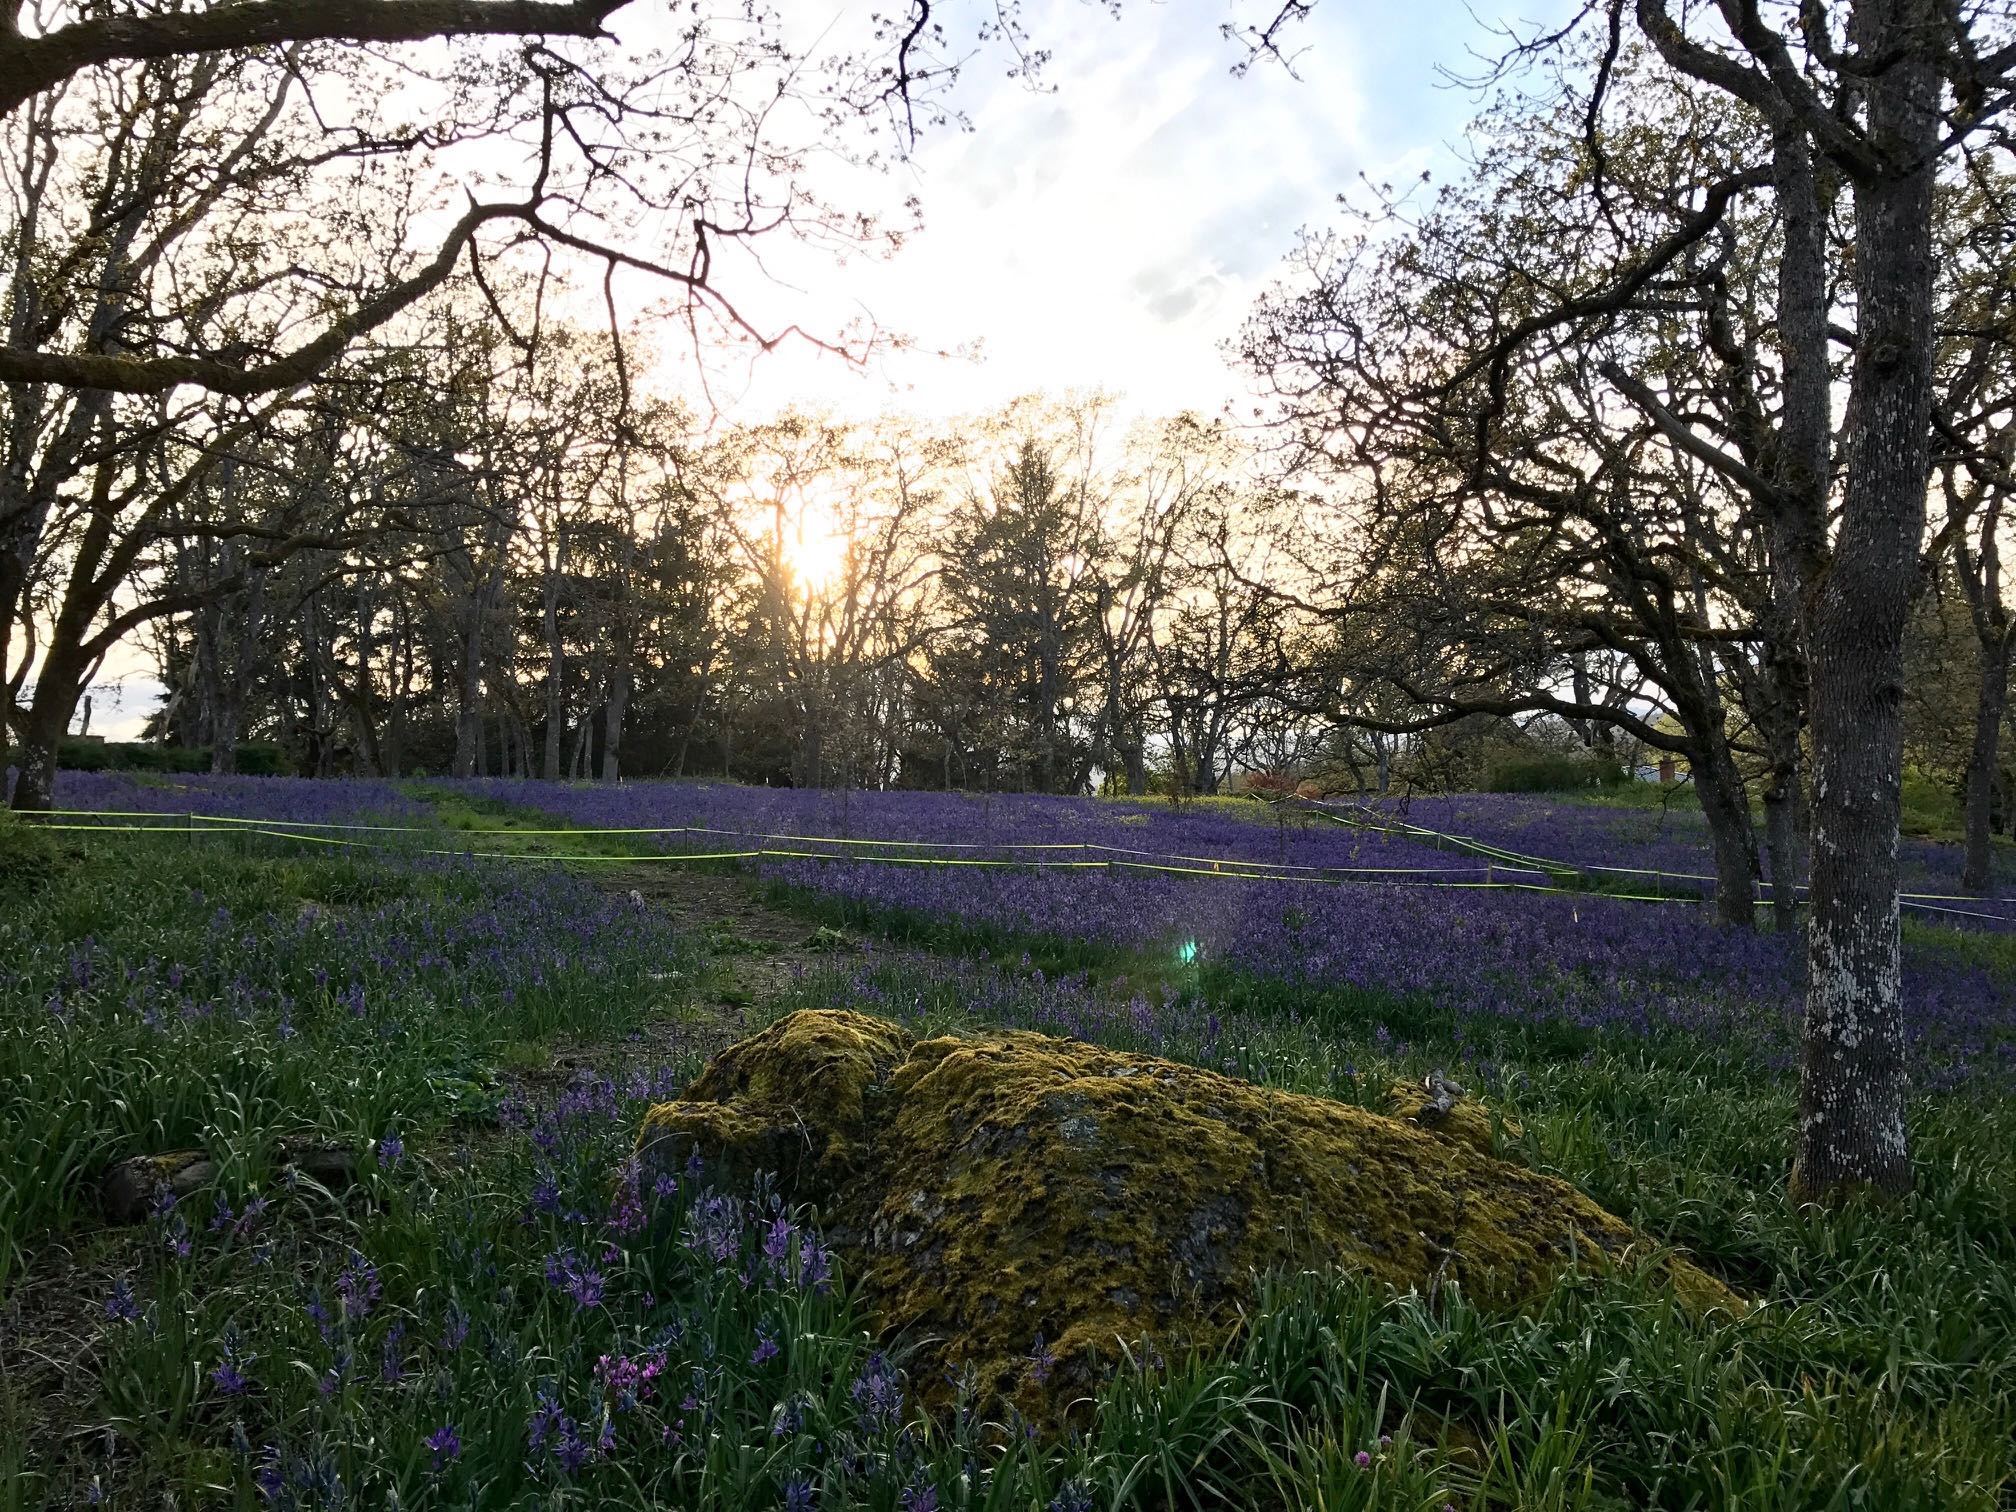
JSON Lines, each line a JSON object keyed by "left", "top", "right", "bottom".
{"left": 102, "top": 1151, "right": 215, "bottom": 1224}
{"left": 102, "top": 1140, "right": 361, "bottom": 1222}
{"left": 278, "top": 1140, "right": 359, "bottom": 1192}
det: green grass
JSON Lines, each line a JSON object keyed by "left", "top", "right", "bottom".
{"left": 402, "top": 783, "right": 661, "bottom": 859}
{"left": 2, "top": 821, "right": 2012, "bottom": 1510}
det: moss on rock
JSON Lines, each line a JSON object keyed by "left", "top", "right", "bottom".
{"left": 1379, "top": 1076, "right": 1521, "bottom": 1156}
{"left": 639, "top": 1009, "right": 910, "bottom": 1199}
{"left": 640, "top": 1010, "right": 1740, "bottom": 1420}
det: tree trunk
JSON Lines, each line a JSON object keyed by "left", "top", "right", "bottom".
{"left": 541, "top": 566, "right": 564, "bottom": 780}
{"left": 384, "top": 598, "right": 413, "bottom": 778}
{"left": 9, "top": 703, "right": 64, "bottom": 811}
{"left": 602, "top": 665, "right": 629, "bottom": 783}
{"left": 795, "top": 707, "right": 824, "bottom": 789}
{"left": 453, "top": 621, "right": 482, "bottom": 779}
{"left": 0, "top": 540, "right": 25, "bottom": 746}
{"left": 1122, "top": 731, "right": 1148, "bottom": 796}
{"left": 210, "top": 692, "right": 242, "bottom": 777}
{"left": 8, "top": 652, "right": 84, "bottom": 811}
{"left": 1757, "top": 121, "right": 1829, "bottom": 937}
{"left": 1791, "top": 4, "right": 1934, "bottom": 1203}
{"left": 1961, "top": 636, "right": 2011, "bottom": 894}
{"left": 348, "top": 577, "right": 377, "bottom": 777}
{"left": 1763, "top": 786, "right": 1802, "bottom": 932}
{"left": 1691, "top": 732, "right": 1759, "bottom": 928}
{"left": 198, "top": 597, "right": 241, "bottom": 775}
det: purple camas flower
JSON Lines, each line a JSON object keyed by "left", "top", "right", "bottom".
{"left": 543, "top": 1246, "right": 606, "bottom": 1310}
{"left": 530, "top": 1168, "right": 562, "bottom": 1214}
{"left": 783, "top": 1478, "right": 815, "bottom": 1512}
{"left": 377, "top": 1131, "right": 404, "bottom": 1170}
{"left": 104, "top": 1279, "right": 139, "bottom": 1321}
{"left": 763, "top": 1214, "right": 794, "bottom": 1274}
{"left": 209, "top": 1342, "right": 253, "bottom": 1397}
{"left": 850, "top": 1352, "right": 904, "bottom": 1433}
{"left": 380, "top": 1322, "right": 408, "bottom": 1383}
{"left": 750, "top": 1324, "right": 780, "bottom": 1367}
{"left": 681, "top": 1193, "right": 742, "bottom": 1264}
{"left": 424, "top": 1424, "right": 461, "bottom": 1471}
{"left": 254, "top": 1451, "right": 284, "bottom": 1501}
{"left": 799, "top": 1239, "right": 833, "bottom": 1294}
{"left": 304, "top": 1292, "right": 333, "bottom": 1340}
{"left": 772, "top": 1395, "right": 806, "bottom": 1438}
{"left": 336, "top": 1251, "right": 381, "bottom": 1322}
{"left": 1027, "top": 1334, "right": 1056, "bottom": 1385}
{"left": 1047, "top": 1484, "right": 1093, "bottom": 1512}
{"left": 555, "top": 1416, "right": 594, "bottom": 1475}
{"left": 440, "top": 1303, "right": 469, "bottom": 1353}
{"left": 527, "top": 1391, "right": 567, "bottom": 1453}
{"left": 608, "top": 1158, "right": 645, "bottom": 1236}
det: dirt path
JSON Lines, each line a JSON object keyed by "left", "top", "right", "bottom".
{"left": 534, "top": 864, "right": 849, "bottom": 1085}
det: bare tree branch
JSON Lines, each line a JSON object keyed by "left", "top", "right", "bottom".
{"left": 0, "top": 0, "right": 633, "bottom": 119}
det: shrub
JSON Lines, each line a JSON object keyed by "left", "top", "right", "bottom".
{"left": 5, "top": 739, "right": 294, "bottom": 776}
{"left": 0, "top": 809, "right": 63, "bottom": 898}
{"left": 1485, "top": 752, "right": 1630, "bottom": 792}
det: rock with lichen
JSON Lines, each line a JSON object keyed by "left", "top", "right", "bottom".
{"left": 102, "top": 1151, "right": 218, "bottom": 1223}
{"left": 638, "top": 1009, "right": 1739, "bottom": 1421}
{"left": 100, "top": 1140, "right": 359, "bottom": 1223}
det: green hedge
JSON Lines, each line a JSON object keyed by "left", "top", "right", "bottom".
{"left": 1485, "top": 752, "right": 1630, "bottom": 792}
{"left": 7, "top": 739, "right": 291, "bottom": 776}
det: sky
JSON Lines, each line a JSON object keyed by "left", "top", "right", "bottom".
{"left": 77, "top": 0, "right": 1554, "bottom": 740}
{"left": 640, "top": 0, "right": 1547, "bottom": 425}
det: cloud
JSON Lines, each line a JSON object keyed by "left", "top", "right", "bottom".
{"left": 705, "top": 0, "right": 1476, "bottom": 425}
{"left": 628, "top": 0, "right": 1584, "bottom": 433}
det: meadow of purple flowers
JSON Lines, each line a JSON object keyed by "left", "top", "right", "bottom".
{"left": 8, "top": 770, "right": 2016, "bottom": 1507}
{"left": 26, "top": 771, "right": 2016, "bottom": 1090}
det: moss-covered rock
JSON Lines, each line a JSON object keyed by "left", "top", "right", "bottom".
{"left": 640, "top": 1010, "right": 1739, "bottom": 1420}
{"left": 639, "top": 1009, "right": 910, "bottom": 1198}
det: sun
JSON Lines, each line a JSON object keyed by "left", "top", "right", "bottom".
{"left": 781, "top": 490, "right": 851, "bottom": 591}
